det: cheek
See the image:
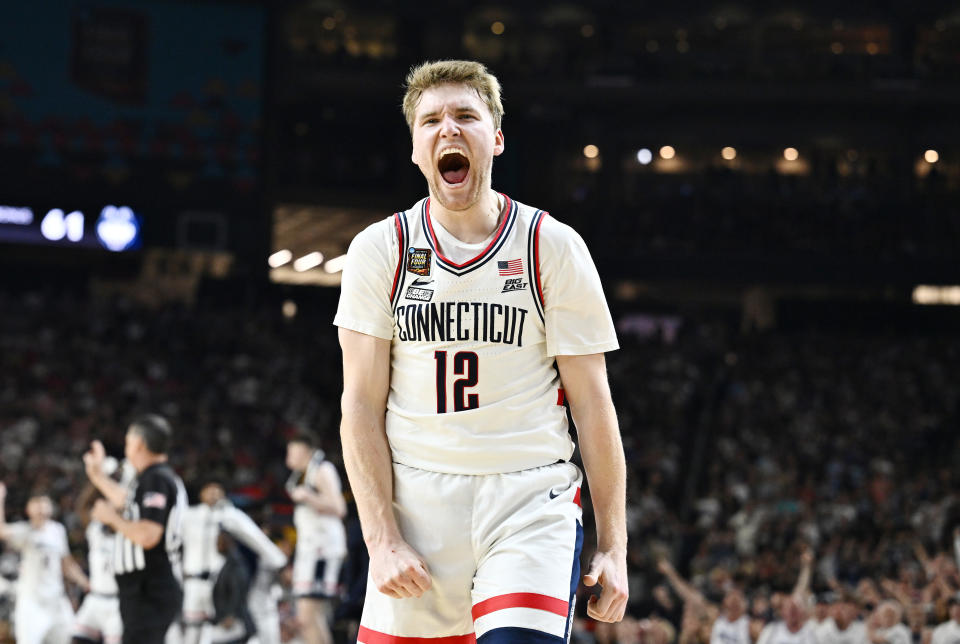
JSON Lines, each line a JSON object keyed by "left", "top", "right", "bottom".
{"left": 412, "top": 144, "right": 432, "bottom": 168}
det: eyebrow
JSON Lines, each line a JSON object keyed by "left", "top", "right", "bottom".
{"left": 419, "top": 105, "right": 481, "bottom": 120}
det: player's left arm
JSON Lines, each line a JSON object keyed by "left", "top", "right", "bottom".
{"left": 290, "top": 463, "right": 347, "bottom": 518}
{"left": 221, "top": 507, "right": 288, "bottom": 570}
{"left": 557, "top": 352, "right": 628, "bottom": 624}
{"left": 62, "top": 554, "right": 91, "bottom": 592}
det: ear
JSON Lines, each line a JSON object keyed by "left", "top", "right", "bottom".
{"left": 493, "top": 128, "right": 505, "bottom": 157}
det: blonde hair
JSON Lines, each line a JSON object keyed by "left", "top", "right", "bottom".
{"left": 402, "top": 60, "right": 504, "bottom": 131}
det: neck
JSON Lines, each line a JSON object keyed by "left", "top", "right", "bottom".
{"left": 429, "top": 188, "right": 502, "bottom": 244}
{"left": 136, "top": 453, "right": 167, "bottom": 473}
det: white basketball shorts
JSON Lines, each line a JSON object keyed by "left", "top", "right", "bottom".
{"left": 292, "top": 543, "right": 343, "bottom": 599}
{"left": 73, "top": 593, "right": 123, "bottom": 644}
{"left": 358, "top": 460, "right": 584, "bottom": 642}
{"left": 182, "top": 577, "right": 215, "bottom": 624}
{"left": 15, "top": 594, "right": 74, "bottom": 644}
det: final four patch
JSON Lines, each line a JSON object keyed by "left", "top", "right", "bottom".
{"left": 407, "top": 247, "right": 432, "bottom": 276}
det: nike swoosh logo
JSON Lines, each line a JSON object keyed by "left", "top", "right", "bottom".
{"left": 412, "top": 278, "right": 434, "bottom": 286}
{"left": 548, "top": 490, "right": 560, "bottom": 499}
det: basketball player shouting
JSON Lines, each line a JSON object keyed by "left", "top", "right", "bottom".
{"left": 335, "top": 60, "right": 628, "bottom": 642}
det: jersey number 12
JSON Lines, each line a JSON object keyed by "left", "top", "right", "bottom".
{"left": 434, "top": 350, "right": 479, "bottom": 413}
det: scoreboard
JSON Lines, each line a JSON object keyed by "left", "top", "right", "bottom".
{"left": 0, "top": 203, "right": 142, "bottom": 252}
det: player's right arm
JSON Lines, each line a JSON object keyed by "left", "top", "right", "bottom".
{"left": 339, "top": 327, "right": 431, "bottom": 599}
{"left": 0, "top": 482, "right": 8, "bottom": 540}
{"left": 82, "top": 441, "right": 128, "bottom": 509}
{"left": 0, "top": 484, "right": 29, "bottom": 547}
{"left": 289, "top": 462, "right": 347, "bottom": 518}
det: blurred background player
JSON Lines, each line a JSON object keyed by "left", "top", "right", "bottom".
{"left": 207, "top": 531, "right": 254, "bottom": 644}
{"left": 0, "top": 482, "right": 90, "bottom": 644}
{"left": 245, "top": 520, "right": 288, "bottom": 644}
{"left": 72, "top": 456, "right": 128, "bottom": 644}
{"left": 285, "top": 433, "right": 347, "bottom": 644}
{"left": 181, "top": 480, "right": 287, "bottom": 644}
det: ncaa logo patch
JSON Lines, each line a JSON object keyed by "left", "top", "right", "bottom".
{"left": 407, "top": 247, "right": 432, "bottom": 276}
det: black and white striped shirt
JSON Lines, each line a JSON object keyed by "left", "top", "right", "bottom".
{"left": 114, "top": 462, "right": 187, "bottom": 587}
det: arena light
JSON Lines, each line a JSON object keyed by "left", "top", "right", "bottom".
{"left": 924, "top": 149, "right": 939, "bottom": 164}
{"left": 783, "top": 147, "right": 799, "bottom": 161}
{"left": 293, "top": 251, "right": 324, "bottom": 272}
{"left": 324, "top": 254, "right": 348, "bottom": 273}
{"left": 913, "top": 285, "right": 960, "bottom": 305}
{"left": 282, "top": 300, "right": 298, "bottom": 319}
{"left": 268, "top": 249, "right": 293, "bottom": 268}
{"left": 659, "top": 145, "right": 676, "bottom": 160}
{"left": 637, "top": 148, "right": 653, "bottom": 165}
{"left": 583, "top": 144, "right": 599, "bottom": 159}
{"left": 490, "top": 21, "right": 505, "bottom": 35}
{"left": 721, "top": 146, "right": 737, "bottom": 160}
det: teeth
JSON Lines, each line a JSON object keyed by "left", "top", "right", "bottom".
{"left": 439, "top": 147, "right": 467, "bottom": 157}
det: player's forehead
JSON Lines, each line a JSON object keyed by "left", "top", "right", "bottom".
{"left": 414, "top": 83, "right": 489, "bottom": 120}
{"left": 27, "top": 495, "right": 52, "bottom": 509}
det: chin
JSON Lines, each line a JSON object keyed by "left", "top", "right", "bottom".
{"left": 431, "top": 178, "right": 482, "bottom": 211}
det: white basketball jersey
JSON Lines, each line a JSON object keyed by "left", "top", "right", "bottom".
{"left": 288, "top": 451, "right": 347, "bottom": 557}
{"left": 758, "top": 621, "right": 819, "bottom": 644}
{"left": 335, "top": 195, "right": 618, "bottom": 475}
{"left": 6, "top": 520, "right": 68, "bottom": 600}
{"left": 86, "top": 521, "right": 118, "bottom": 595}
{"left": 712, "top": 615, "right": 752, "bottom": 644}
{"left": 182, "top": 503, "right": 226, "bottom": 576}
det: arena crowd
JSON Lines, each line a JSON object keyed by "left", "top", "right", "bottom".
{"left": 0, "top": 288, "right": 957, "bottom": 643}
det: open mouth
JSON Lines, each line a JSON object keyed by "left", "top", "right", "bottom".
{"left": 438, "top": 151, "right": 470, "bottom": 185}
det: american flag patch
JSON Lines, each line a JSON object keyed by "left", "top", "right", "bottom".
{"left": 498, "top": 259, "right": 523, "bottom": 276}
{"left": 143, "top": 492, "right": 167, "bottom": 509}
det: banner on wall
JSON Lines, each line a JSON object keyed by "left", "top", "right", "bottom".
{"left": 71, "top": 6, "right": 149, "bottom": 104}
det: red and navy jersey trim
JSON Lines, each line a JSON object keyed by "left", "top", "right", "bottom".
{"left": 421, "top": 194, "right": 518, "bottom": 277}
{"left": 390, "top": 212, "right": 409, "bottom": 311}
{"left": 526, "top": 210, "right": 547, "bottom": 323}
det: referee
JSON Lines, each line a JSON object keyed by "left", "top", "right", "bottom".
{"left": 84, "top": 414, "right": 187, "bottom": 644}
